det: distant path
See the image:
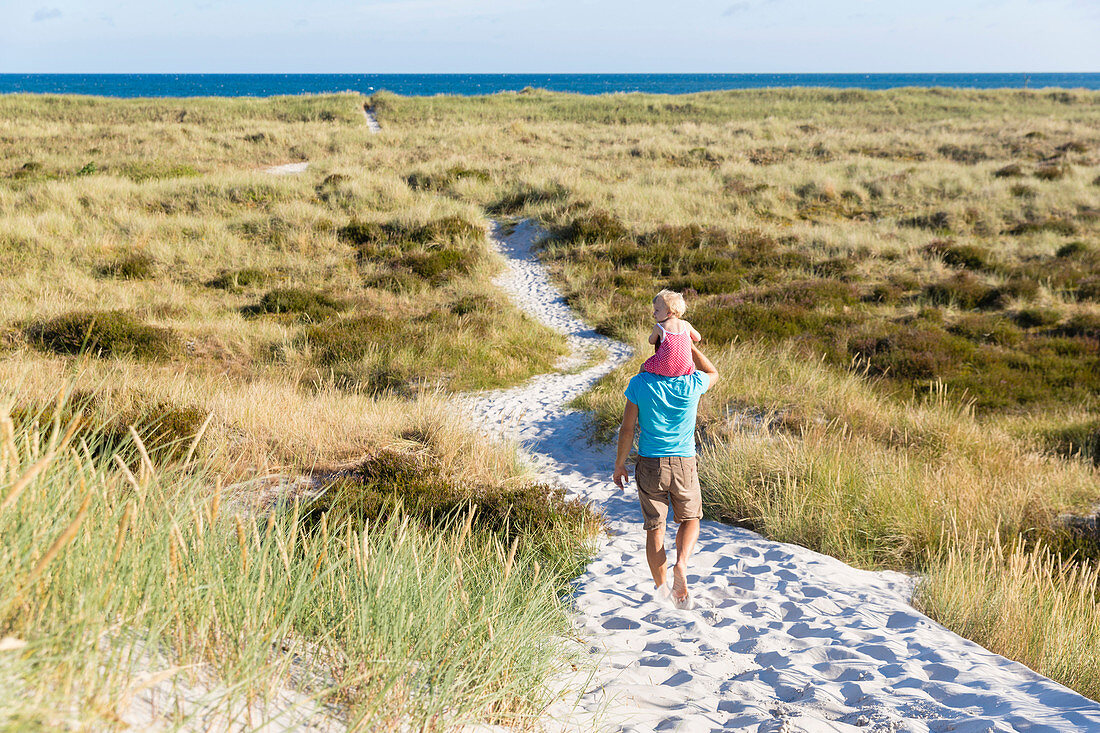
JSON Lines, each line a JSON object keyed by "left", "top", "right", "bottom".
{"left": 262, "top": 102, "right": 379, "bottom": 175}
{"left": 467, "top": 219, "right": 1100, "bottom": 732}
{"left": 362, "top": 105, "right": 382, "bottom": 133}
{"left": 263, "top": 161, "right": 310, "bottom": 175}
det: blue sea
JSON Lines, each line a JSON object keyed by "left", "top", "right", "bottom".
{"left": 0, "top": 73, "right": 1098, "bottom": 97}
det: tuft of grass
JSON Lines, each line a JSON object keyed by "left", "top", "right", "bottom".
{"left": 1005, "top": 218, "right": 1077, "bottom": 236}
{"left": 206, "top": 267, "right": 269, "bottom": 290}
{"left": 117, "top": 160, "right": 200, "bottom": 182}
{"left": 914, "top": 540, "right": 1100, "bottom": 700}
{"left": 0, "top": 408, "right": 593, "bottom": 730}
{"left": 556, "top": 211, "right": 629, "bottom": 243}
{"left": 306, "top": 448, "right": 600, "bottom": 565}
{"left": 901, "top": 211, "right": 952, "bottom": 231}
{"left": 1013, "top": 307, "right": 1062, "bottom": 329}
{"left": 487, "top": 182, "right": 570, "bottom": 215}
{"left": 1039, "top": 418, "right": 1100, "bottom": 465}
{"left": 245, "top": 287, "right": 348, "bottom": 322}
{"left": 26, "top": 310, "right": 176, "bottom": 360}
{"left": 98, "top": 252, "right": 156, "bottom": 280}
{"left": 406, "top": 165, "right": 491, "bottom": 191}
{"left": 993, "top": 163, "right": 1024, "bottom": 178}
{"left": 340, "top": 216, "right": 485, "bottom": 251}
{"left": 927, "top": 242, "right": 992, "bottom": 271}
{"left": 937, "top": 144, "right": 989, "bottom": 164}
{"left": 1034, "top": 163, "right": 1070, "bottom": 181}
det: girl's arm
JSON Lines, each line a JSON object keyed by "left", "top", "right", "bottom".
{"left": 684, "top": 321, "right": 702, "bottom": 342}
{"left": 648, "top": 324, "right": 661, "bottom": 345}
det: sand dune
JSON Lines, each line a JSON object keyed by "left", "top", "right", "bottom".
{"left": 466, "top": 219, "right": 1100, "bottom": 732}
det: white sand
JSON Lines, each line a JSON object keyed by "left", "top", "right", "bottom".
{"left": 262, "top": 161, "right": 310, "bottom": 175}
{"left": 362, "top": 106, "right": 382, "bottom": 133}
{"left": 467, "top": 220, "right": 1100, "bottom": 732}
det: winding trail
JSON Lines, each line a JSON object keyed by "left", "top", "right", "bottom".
{"left": 467, "top": 220, "right": 1100, "bottom": 733}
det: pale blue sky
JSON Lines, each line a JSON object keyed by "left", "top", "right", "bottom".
{"left": 1, "top": 0, "right": 1097, "bottom": 73}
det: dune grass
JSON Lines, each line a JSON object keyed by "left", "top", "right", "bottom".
{"left": 3, "top": 87, "right": 1100, "bottom": 712}
{"left": 359, "top": 87, "right": 1100, "bottom": 696}
{"left": 0, "top": 392, "right": 599, "bottom": 730}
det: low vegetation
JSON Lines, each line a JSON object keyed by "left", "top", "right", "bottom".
{"left": 2, "top": 87, "right": 1099, "bottom": 712}
{"left": 363, "top": 88, "right": 1095, "bottom": 702}
{"left": 0, "top": 402, "right": 596, "bottom": 729}
{"left": 0, "top": 93, "right": 578, "bottom": 726}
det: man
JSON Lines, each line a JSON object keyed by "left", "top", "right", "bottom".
{"left": 613, "top": 343, "right": 719, "bottom": 607}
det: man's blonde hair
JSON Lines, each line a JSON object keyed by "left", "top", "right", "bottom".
{"left": 654, "top": 289, "right": 686, "bottom": 317}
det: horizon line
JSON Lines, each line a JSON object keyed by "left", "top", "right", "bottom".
{"left": 2, "top": 71, "right": 1099, "bottom": 76}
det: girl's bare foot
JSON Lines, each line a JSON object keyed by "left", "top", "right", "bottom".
{"left": 672, "top": 564, "right": 689, "bottom": 604}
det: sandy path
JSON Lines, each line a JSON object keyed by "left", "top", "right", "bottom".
{"left": 263, "top": 161, "right": 310, "bottom": 175}
{"left": 467, "top": 220, "right": 1100, "bottom": 733}
{"left": 362, "top": 105, "right": 382, "bottom": 133}
{"left": 262, "top": 102, "right": 379, "bottom": 176}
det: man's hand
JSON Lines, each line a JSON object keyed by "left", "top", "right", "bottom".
{"left": 613, "top": 463, "right": 630, "bottom": 489}
{"left": 690, "top": 344, "right": 720, "bottom": 387}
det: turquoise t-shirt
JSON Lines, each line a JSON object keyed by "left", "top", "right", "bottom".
{"left": 624, "top": 371, "right": 710, "bottom": 457}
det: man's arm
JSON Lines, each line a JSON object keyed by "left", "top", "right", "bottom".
{"left": 613, "top": 400, "right": 639, "bottom": 489}
{"left": 691, "top": 344, "right": 720, "bottom": 388}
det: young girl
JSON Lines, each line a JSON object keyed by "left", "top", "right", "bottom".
{"left": 641, "top": 289, "right": 701, "bottom": 377}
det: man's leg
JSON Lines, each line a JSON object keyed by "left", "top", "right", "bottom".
{"left": 671, "top": 518, "right": 700, "bottom": 603}
{"left": 645, "top": 525, "right": 667, "bottom": 589}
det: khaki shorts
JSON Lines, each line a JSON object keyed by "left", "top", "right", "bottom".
{"left": 635, "top": 456, "right": 702, "bottom": 531}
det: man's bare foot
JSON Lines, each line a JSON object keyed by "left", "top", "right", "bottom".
{"left": 672, "top": 564, "right": 689, "bottom": 604}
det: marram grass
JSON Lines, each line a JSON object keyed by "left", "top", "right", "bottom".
{"left": 0, "top": 402, "right": 594, "bottom": 730}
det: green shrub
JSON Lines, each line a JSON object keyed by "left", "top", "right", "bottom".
{"left": 449, "top": 294, "right": 494, "bottom": 316}
{"left": 405, "top": 249, "right": 479, "bottom": 282}
{"left": 1075, "top": 277, "right": 1100, "bottom": 302}
{"left": 340, "top": 216, "right": 484, "bottom": 254}
{"left": 306, "top": 449, "right": 600, "bottom": 550}
{"left": 901, "top": 211, "right": 952, "bottom": 231}
{"left": 938, "top": 144, "right": 989, "bottom": 164}
{"left": 1056, "top": 242, "right": 1091, "bottom": 258}
{"left": 98, "top": 252, "right": 156, "bottom": 280}
{"left": 244, "top": 287, "right": 347, "bottom": 322}
{"left": 848, "top": 326, "right": 977, "bottom": 380}
{"left": 363, "top": 269, "right": 427, "bottom": 293}
{"left": 1041, "top": 420, "right": 1100, "bottom": 465}
{"left": 948, "top": 314, "right": 1023, "bottom": 347}
{"left": 692, "top": 301, "right": 833, "bottom": 344}
{"left": 26, "top": 310, "right": 176, "bottom": 360}
{"left": 206, "top": 267, "right": 268, "bottom": 290}
{"left": 1010, "top": 184, "right": 1037, "bottom": 198}
{"left": 406, "top": 166, "right": 491, "bottom": 191}
{"left": 10, "top": 393, "right": 208, "bottom": 465}
{"left": 304, "top": 314, "right": 398, "bottom": 365}
{"left": 1058, "top": 314, "right": 1100, "bottom": 341}
{"left": 813, "top": 257, "right": 855, "bottom": 279}
{"left": 117, "top": 161, "right": 199, "bottom": 182}
{"left": 76, "top": 162, "right": 98, "bottom": 176}
{"left": 993, "top": 163, "right": 1024, "bottom": 178}
{"left": 487, "top": 183, "right": 569, "bottom": 214}
{"left": 556, "top": 211, "right": 629, "bottom": 243}
{"left": 922, "top": 273, "right": 994, "bottom": 309}
{"left": 1034, "top": 164, "right": 1070, "bottom": 181}
{"left": 750, "top": 279, "right": 859, "bottom": 309}
{"left": 1005, "top": 218, "right": 1077, "bottom": 236}
{"left": 865, "top": 282, "right": 903, "bottom": 304}
{"left": 933, "top": 244, "right": 992, "bottom": 271}
{"left": 1013, "top": 307, "right": 1062, "bottom": 329}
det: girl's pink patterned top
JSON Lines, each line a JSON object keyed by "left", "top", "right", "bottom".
{"left": 642, "top": 324, "right": 695, "bottom": 377}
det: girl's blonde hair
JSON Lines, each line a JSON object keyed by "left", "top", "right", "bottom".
{"left": 654, "top": 289, "right": 686, "bottom": 317}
